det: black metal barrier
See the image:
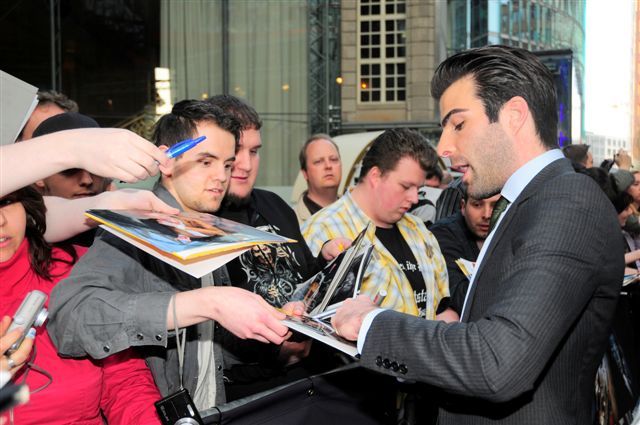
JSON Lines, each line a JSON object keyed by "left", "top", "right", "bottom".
{"left": 201, "top": 363, "right": 398, "bottom": 425}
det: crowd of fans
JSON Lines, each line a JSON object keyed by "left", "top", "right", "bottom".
{"left": 1, "top": 45, "right": 638, "bottom": 425}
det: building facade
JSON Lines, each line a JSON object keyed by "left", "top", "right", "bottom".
{"left": 339, "top": 0, "right": 441, "bottom": 134}
{"left": 585, "top": 131, "right": 633, "bottom": 168}
{"left": 445, "top": 0, "right": 586, "bottom": 145}
{"left": 2, "top": 0, "right": 595, "bottom": 185}
{"left": 338, "top": 0, "right": 587, "bottom": 145}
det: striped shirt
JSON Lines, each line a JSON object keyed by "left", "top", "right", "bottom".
{"left": 302, "top": 190, "right": 449, "bottom": 319}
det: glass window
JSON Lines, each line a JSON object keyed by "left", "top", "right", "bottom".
{"left": 357, "top": 0, "right": 407, "bottom": 103}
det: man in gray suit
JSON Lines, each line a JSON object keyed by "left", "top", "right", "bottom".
{"left": 332, "top": 46, "right": 624, "bottom": 424}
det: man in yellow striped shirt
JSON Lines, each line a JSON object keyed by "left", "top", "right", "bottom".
{"left": 302, "top": 129, "right": 457, "bottom": 322}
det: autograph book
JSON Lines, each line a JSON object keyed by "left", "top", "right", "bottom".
{"left": 283, "top": 224, "right": 374, "bottom": 357}
{"left": 85, "top": 209, "right": 294, "bottom": 278}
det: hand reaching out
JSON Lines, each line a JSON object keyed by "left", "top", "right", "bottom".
{"left": 91, "top": 189, "right": 180, "bottom": 215}
{"left": 68, "top": 128, "right": 170, "bottom": 183}
{"left": 320, "top": 237, "right": 352, "bottom": 261}
{"left": 614, "top": 149, "right": 632, "bottom": 170}
{"left": 331, "top": 295, "right": 378, "bottom": 341}
{"left": 2, "top": 127, "right": 171, "bottom": 197}
{"left": 206, "top": 287, "right": 290, "bottom": 345}
{"left": 43, "top": 189, "right": 179, "bottom": 243}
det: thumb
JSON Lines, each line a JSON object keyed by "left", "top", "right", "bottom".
{"left": 147, "top": 196, "right": 179, "bottom": 215}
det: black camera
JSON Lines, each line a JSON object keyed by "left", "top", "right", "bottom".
{"left": 155, "top": 388, "right": 204, "bottom": 425}
{"left": 600, "top": 158, "right": 615, "bottom": 171}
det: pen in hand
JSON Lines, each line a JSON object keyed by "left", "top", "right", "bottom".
{"left": 165, "top": 135, "right": 207, "bottom": 159}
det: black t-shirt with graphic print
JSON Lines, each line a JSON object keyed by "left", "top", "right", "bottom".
{"left": 219, "top": 206, "right": 306, "bottom": 308}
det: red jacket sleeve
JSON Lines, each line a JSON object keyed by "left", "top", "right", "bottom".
{"left": 99, "top": 348, "right": 161, "bottom": 425}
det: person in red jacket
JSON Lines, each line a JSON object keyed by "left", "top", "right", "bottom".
{"left": 0, "top": 186, "right": 161, "bottom": 425}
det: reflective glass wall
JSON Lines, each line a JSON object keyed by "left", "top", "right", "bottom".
{"left": 445, "top": 0, "right": 586, "bottom": 143}
{"left": 160, "top": 0, "right": 309, "bottom": 187}
{"left": 1, "top": 0, "right": 311, "bottom": 187}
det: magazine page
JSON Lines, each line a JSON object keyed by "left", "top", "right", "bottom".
{"left": 318, "top": 243, "right": 373, "bottom": 314}
{"left": 292, "top": 223, "right": 373, "bottom": 315}
{"left": 1, "top": 70, "right": 38, "bottom": 145}
{"left": 86, "top": 209, "right": 295, "bottom": 260}
{"left": 86, "top": 209, "right": 294, "bottom": 278}
{"left": 98, "top": 225, "right": 247, "bottom": 278}
{"left": 282, "top": 314, "right": 358, "bottom": 357}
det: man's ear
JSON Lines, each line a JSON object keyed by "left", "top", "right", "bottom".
{"left": 460, "top": 198, "right": 467, "bottom": 217}
{"left": 501, "top": 96, "right": 529, "bottom": 135}
{"left": 34, "top": 180, "right": 46, "bottom": 191}
{"left": 367, "top": 166, "right": 382, "bottom": 187}
{"left": 301, "top": 169, "right": 309, "bottom": 182}
{"left": 158, "top": 145, "right": 173, "bottom": 176}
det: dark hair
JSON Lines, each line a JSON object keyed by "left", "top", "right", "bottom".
{"left": 1, "top": 187, "right": 76, "bottom": 280}
{"left": 359, "top": 129, "right": 438, "bottom": 180}
{"left": 562, "top": 144, "right": 590, "bottom": 166}
{"left": 425, "top": 166, "right": 443, "bottom": 182}
{"left": 580, "top": 167, "right": 633, "bottom": 214}
{"left": 431, "top": 45, "right": 558, "bottom": 149}
{"left": 299, "top": 134, "right": 340, "bottom": 170}
{"left": 206, "top": 95, "right": 262, "bottom": 131}
{"left": 152, "top": 99, "right": 241, "bottom": 149}
{"left": 37, "top": 90, "right": 79, "bottom": 113}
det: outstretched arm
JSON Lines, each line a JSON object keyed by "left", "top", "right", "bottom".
{"left": 48, "top": 236, "right": 288, "bottom": 359}
{"left": 43, "top": 189, "right": 179, "bottom": 242}
{"left": 171, "top": 286, "right": 289, "bottom": 344}
{"left": 1, "top": 128, "right": 169, "bottom": 196}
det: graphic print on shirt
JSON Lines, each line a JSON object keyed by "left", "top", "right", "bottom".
{"left": 237, "top": 223, "right": 304, "bottom": 307}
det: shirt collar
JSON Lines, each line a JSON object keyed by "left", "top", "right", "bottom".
{"left": 501, "top": 149, "right": 564, "bottom": 203}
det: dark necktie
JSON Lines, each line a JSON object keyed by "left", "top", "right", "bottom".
{"left": 489, "top": 196, "right": 510, "bottom": 232}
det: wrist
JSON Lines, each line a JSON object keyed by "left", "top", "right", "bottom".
{"left": 202, "top": 286, "right": 221, "bottom": 322}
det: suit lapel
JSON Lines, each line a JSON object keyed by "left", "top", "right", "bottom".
{"left": 461, "top": 158, "right": 574, "bottom": 322}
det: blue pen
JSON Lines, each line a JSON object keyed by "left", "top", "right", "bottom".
{"left": 165, "top": 135, "right": 207, "bottom": 159}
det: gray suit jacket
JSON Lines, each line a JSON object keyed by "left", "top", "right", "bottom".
{"left": 360, "top": 158, "right": 624, "bottom": 424}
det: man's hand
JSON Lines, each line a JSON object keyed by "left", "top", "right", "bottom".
{"left": 209, "top": 287, "right": 289, "bottom": 345}
{"left": 280, "top": 301, "right": 306, "bottom": 317}
{"left": 320, "top": 237, "right": 352, "bottom": 261}
{"left": 92, "top": 189, "right": 180, "bottom": 215}
{"left": 435, "top": 308, "right": 459, "bottom": 323}
{"left": 69, "top": 128, "right": 170, "bottom": 182}
{"left": 331, "top": 295, "right": 377, "bottom": 341}
{"left": 0, "top": 316, "right": 34, "bottom": 376}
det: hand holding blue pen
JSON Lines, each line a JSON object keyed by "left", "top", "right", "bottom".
{"left": 164, "top": 135, "right": 207, "bottom": 160}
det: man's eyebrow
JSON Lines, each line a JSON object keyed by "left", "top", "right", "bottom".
{"left": 196, "top": 152, "right": 220, "bottom": 160}
{"left": 196, "top": 152, "right": 236, "bottom": 163}
{"left": 440, "top": 108, "right": 468, "bottom": 127}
